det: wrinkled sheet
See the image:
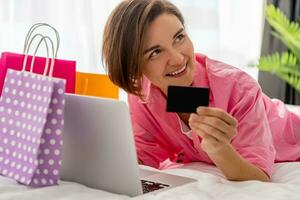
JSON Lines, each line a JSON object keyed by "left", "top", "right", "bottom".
{"left": 1, "top": 162, "right": 300, "bottom": 200}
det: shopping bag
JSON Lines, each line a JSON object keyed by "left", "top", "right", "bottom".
{"left": 0, "top": 33, "right": 66, "bottom": 187}
{"left": 75, "top": 72, "right": 119, "bottom": 99}
{"left": 0, "top": 23, "right": 75, "bottom": 95}
{"left": 0, "top": 52, "right": 75, "bottom": 94}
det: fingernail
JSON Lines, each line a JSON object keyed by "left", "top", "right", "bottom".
{"left": 189, "top": 113, "right": 195, "bottom": 120}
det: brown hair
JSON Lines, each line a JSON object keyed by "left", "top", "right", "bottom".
{"left": 102, "top": 0, "right": 184, "bottom": 99}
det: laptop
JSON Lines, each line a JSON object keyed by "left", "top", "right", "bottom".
{"left": 60, "top": 94, "right": 196, "bottom": 196}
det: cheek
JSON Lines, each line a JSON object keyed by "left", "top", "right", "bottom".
{"left": 142, "top": 61, "right": 165, "bottom": 81}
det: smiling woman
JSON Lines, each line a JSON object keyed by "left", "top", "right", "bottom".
{"left": 102, "top": 0, "right": 300, "bottom": 183}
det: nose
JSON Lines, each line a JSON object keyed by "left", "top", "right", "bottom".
{"left": 167, "top": 49, "right": 184, "bottom": 67}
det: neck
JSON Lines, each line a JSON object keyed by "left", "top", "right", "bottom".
{"left": 177, "top": 112, "right": 191, "bottom": 127}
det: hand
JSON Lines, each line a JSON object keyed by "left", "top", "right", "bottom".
{"left": 189, "top": 107, "right": 238, "bottom": 154}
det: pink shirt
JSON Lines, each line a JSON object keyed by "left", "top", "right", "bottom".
{"left": 128, "top": 53, "right": 300, "bottom": 177}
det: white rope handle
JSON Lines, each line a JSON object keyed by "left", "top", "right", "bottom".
{"left": 23, "top": 34, "right": 48, "bottom": 73}
{"left": 23, "top": 23, "right": 60, "bottom": 59}
{"left": 23, "top": 34, "right": 55, "bottom": 77}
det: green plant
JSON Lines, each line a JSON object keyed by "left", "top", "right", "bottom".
{"left": 257, "top": 4, "right": 300, "bottom": 93}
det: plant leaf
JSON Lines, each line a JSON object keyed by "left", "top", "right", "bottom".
{"left": 258, "top": 52, "right": 300, "bottom": 92}
{"left": 266, "top": 4, "right": 300, "bottom": 61}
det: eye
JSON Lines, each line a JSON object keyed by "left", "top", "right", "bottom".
{"left": 175, "top": 33, "right": 185, "bottom": 43}
{"left": 149, "top": 49, "right": 161, "bottom": 59}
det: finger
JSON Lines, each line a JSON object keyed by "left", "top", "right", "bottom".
{"left": 189, "top": 118, "right": 207, "bottom": 139}
{"left": 196, "top": 107, "right": 238, "bottom": 126}
{"left": 189, "top": 114, "right": 235, "bottom": 137}
{"left": 190, "top": 122, "right": 206, "bottom": 138}
{"left": 190, "top": 121, "right": 230, "bottom": 143}
{"left": 202, "top": 134, "right": 218, "bottom": 144}
{"left": 198, "top": 123, "right": 230, "bottom": 143}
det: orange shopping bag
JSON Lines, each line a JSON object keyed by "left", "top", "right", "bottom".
{"left": 75, "top": 72, "right": 119, "bottom": 99}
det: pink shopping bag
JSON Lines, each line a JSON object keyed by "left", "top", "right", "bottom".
{"left": 0, "top": 52, "right": 75, "bottom": 95}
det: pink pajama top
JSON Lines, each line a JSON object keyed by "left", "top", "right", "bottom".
{"left": 128, "top": 53, "right": 300, "bottom": 177}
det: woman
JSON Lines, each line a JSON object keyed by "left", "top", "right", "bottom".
{"left": 102, "top": 0, "right": 300, "bottom": 182}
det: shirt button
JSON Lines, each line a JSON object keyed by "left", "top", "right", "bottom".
{"left": 176, "top": 152, "right": 184, "bottom": 163}
{"left": 178, "top": 153, "right": 184, "bottom": 158}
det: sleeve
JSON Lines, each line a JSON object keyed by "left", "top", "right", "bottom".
{"left": 229, "top": 73, "right": 276, "bottom": 178}
{"left": 128, "top": 95, "right": 172, "bottom": 169}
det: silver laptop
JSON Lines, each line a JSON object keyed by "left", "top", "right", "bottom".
{"left": 60, "top": 94, "right": 196, "bottom": 196}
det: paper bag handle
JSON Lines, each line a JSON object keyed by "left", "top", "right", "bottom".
{"left": 22, "top": 34, "right": 55, "bottom": 77}
{"left": 23, "top": 23, "right": 60, "bottom": 59}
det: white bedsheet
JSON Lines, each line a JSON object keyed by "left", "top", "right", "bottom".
{"left": 1, "top": 105, "right": 299, "bottom": 200}
{"left": 1, "top": 162, "right": 300, "bottom": 200}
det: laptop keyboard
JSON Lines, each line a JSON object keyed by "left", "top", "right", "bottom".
{"left": 141, "top": 179, "right": 170, "bottom": 194}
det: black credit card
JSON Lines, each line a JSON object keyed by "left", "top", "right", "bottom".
{"left": 166, "top": 85, "right": 209, "bottom": 113}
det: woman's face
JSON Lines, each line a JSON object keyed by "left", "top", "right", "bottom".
{"left": 142, "top": 13, "right": 195, "bottom": 95}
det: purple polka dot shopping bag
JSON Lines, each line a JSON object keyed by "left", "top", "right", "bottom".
{"left": 0, "top": 23, "right": 66, "bottom": 187}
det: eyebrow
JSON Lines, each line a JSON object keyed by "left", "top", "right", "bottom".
{"left": 143, "top": 27, "right": 185, "bottom": 55}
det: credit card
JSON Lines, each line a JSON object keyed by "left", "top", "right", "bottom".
{"left": 166, "top": 85, "right": 209, "bottom": 113}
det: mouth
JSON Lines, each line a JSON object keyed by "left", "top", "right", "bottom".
{"left": 166, "top": 63, "right": 187, "bottom": 77}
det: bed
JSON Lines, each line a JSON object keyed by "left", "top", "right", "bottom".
{"left": 0, "top": 105, "right": 300, "bottom": 200}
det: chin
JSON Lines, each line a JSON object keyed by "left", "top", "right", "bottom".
{"left": 183, "top": 70, "right": 194, "bottom": 86}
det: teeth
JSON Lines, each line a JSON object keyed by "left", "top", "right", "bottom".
{"left": 168, "top": 65, "right": 186, "bottom": 76}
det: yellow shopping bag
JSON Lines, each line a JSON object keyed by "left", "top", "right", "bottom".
{"left": 75, "top": 72, "right": 119, "bottom": 99}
